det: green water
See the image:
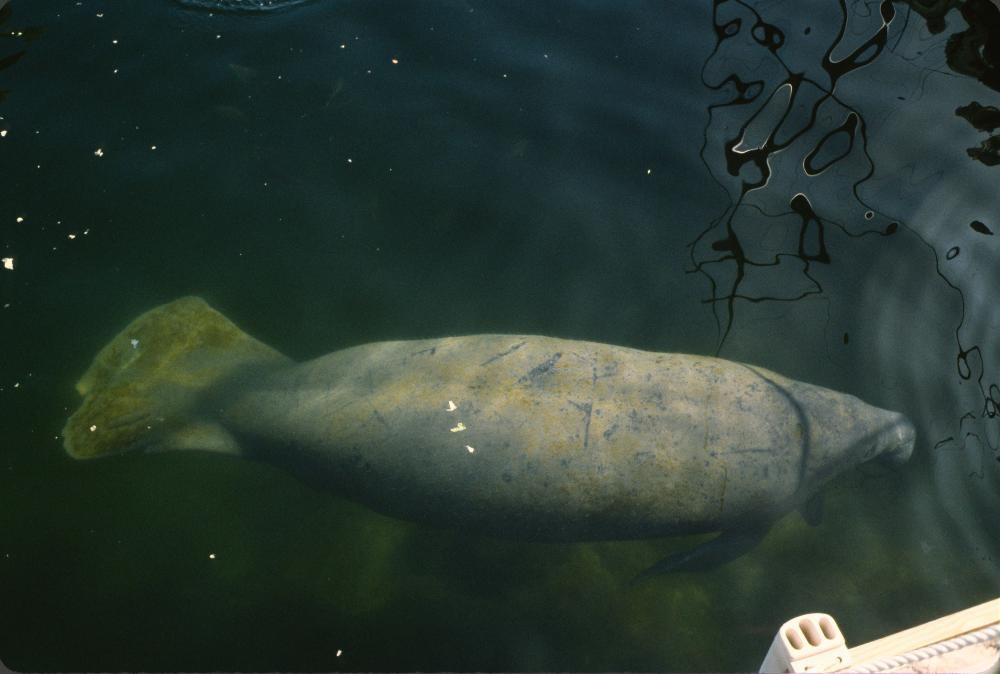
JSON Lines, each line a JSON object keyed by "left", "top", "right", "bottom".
{"left": 1, "top": 0, "right": 997, "bottom": 670}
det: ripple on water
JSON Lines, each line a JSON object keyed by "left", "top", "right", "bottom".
{"left": 175, "top": 0, "right": 313, "bottom": 12}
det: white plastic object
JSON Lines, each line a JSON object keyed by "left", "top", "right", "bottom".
{"left": 759, "top": 613, "right": 851, "bottom": 673}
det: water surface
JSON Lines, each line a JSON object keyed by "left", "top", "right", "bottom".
{"left": 0, "top": 0, "right": 997, "bottom": 670}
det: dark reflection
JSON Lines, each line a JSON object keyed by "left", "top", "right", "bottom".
{"left": 174, "top": 0, "right": 313, "bottom": 11}
{"left": 956, "top": 101, "right": 1000, "bottom": 165}
{"left": 970, "top": 219, "right": 994, "bottom": 235}
{"left": 904, "top": 0, "right": 1000, "bottom": 165}
{"left": 694, "top": 0, "right": 998, "bottom": 588}
{"left": 692, "top": 0, "right": 898, "bottom": 347}
{"left": 942, "top": 0, "right": 1000, "bottom": 91}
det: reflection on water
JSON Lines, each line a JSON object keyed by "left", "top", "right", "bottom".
{"left": 0, "top": 0, "right": 997, "bottom": 671}
{"left": 692, "top": 0, "right": 999, "bottom": 605}
{"left": 692, "top": 0, "right": 902, "bottom": 347}
{"left": 175, "top": 0, "right": 314, "bottom": 11}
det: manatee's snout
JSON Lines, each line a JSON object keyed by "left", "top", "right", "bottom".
{"left": 877, "top": 414, "right": 916, "bottom": 466}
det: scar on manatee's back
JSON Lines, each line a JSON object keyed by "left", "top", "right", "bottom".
{"left": 518, "top": 352, "right": 562, "bottom": 384}
{"left": 568, "top": 399, "right": 593, "bottom": 448}
{"left": 480, "top": 340, "right": 527, "bottom": 366}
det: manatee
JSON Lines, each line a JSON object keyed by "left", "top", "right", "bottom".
{"left": 63, "top": 297, "right": 915, "bottom": 576}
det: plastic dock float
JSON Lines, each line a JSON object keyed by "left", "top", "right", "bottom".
{"left": 760, "top": 597, "right": 999, "bottom": 673}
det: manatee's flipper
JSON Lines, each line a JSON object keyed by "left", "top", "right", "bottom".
{"left": 63, "top": 296, "right": 290, "bottom": 459}
{"left": 631, "top": 525, "right": 770, "bottom": 584}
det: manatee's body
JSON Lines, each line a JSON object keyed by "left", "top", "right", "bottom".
{"left": 64, "top": 297, "right": 915, "bottom": 571}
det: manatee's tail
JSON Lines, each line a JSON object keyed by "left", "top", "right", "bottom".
{"left": 63, "top": 296, "right": 290, "bottom": 460}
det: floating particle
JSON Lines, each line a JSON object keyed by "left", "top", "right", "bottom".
{"left": 449, "top": 422, "right": 466, "bottom": 432}
{"left": 466, "top": 445, "right": 475, "bottom": 453}
{"left": 89, "top": 425, "right": 97, "bottom": 432}
{"left": 1, "top": 257, "right": 13, "bottom": 271}
{"left": 94, "top": 148, "right": 104, "bottom": 157}
{"left": 446, "top": 400, "right": 457, "bottom": 411}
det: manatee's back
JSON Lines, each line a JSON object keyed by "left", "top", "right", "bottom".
{"left": 224, "top": 335, "right": 811, "bottom": 541}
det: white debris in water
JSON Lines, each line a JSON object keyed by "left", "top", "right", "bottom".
{"left": 449, "top": 422, "right": 466, "bottom": 432}
{"left": 208, "top": 553, "right": 216, "bottom": 559}
{"left": 94, "top": 148, "right": 104, "bottom": 157}
{"left": 15, "top": 216, "right": 23, "bottom": 223}
{"left": 465, "top": 445, "right": 475, "bottom": 454}
{"left": 446, "top": 400, "right": 457, "bottom": 411}
{"left": 336, "top": 650, "right": 342, "bottom": 657}
{"left": 89, "top": 425, "right": 97, "bottom": 432}
{"left": 1, "top": 257, "right": 13, "bottom": 271}
{"left": 130, "top": 338, "right": 139, "bottom": 349}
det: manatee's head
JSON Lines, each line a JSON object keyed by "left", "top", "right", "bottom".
{"left": 872, "top": 412, "right": 916, "bottom": 467}
{"left": 794, "top": 390, "right": 916, "bottom": 496}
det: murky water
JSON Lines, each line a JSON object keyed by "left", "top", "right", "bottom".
{"left": 1, "top": 0, "right": 997, "bottom": 670}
